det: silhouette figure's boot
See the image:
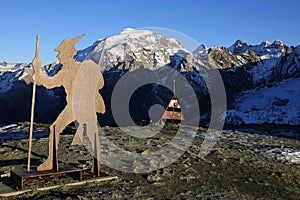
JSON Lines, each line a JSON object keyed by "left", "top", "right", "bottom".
{"left": 37, "top": 157, "right": 53, "bottom": 171}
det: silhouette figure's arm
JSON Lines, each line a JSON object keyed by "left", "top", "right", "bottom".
{"left": 34, "top": 68, "right": 64, "bottom": 89}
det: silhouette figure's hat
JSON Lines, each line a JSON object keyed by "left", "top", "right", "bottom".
{"left": 55, "top": 34, "right": 85, "bottom": 52}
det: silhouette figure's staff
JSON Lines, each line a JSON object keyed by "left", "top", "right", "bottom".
{"left": 28, "top": 35, "right": 40, "bottom": 172}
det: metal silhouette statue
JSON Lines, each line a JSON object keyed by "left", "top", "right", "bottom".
{"left": 31, "top": 34, "right": 106, "bottom": 176}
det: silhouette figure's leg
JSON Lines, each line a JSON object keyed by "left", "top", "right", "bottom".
{"left": 37, "top": 107, "right": 73, "bottom": 171}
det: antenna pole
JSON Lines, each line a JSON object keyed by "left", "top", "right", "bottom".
{"left": 98, "top": 38, "right": 107, "bottom": 66}
{"left": 173, "top": 80, "right": 176, "bottom": 94}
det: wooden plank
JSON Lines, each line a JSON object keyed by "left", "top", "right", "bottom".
{"left": 0, "top": 174, "right": 118, "bottom": 198}
{"left": 0, "top": 182, "right": 15, "bottom": 195}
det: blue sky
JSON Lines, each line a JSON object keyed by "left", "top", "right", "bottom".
{"left": 1, "top": 0, "right": 300, "bottom": 64}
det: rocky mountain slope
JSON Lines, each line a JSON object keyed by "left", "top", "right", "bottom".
{"left": 0, "top": 29, "right": 299, "bottom": 128}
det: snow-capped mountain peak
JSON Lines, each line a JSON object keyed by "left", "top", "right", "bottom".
{"left": 272, "top": 39, "right": 284, "bottom": 47}
{"left": 261, "top": 40, "right": 272, "bottom": 47}
{"left": 228, "top": 39, "right": 248, "bottom": 52}
{"left": 193, "top": 44, "right": 208, "bottom": 54}
{"left": 76, "top": 28, "right": 189, "bottom": 71}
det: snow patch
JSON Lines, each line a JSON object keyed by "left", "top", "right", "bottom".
{"left": 226, "top": 77, "right": 300, "bottom": 125}
{"left": 261, "top": 147, "right": 300, "bottom": 164}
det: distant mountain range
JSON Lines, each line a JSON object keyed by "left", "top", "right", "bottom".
{"left": 0, "top": 28, "right": 299, "bottom": 128}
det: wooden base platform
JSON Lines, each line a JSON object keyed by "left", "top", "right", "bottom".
{"left": 10, "top": 165, "right": 82, "bottom": 190}
{"left": 0, "top": 166, "right": 118, "bottom": 198}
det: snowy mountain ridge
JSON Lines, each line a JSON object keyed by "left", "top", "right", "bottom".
{"left": 0, "top": 28, "right": 299, "bottom": 128}
{"left": 228, "top": 39, "right": 290, "bottom": 60}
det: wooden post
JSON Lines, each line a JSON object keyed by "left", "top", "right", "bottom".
{"left": 52, "top": 125, "right": 58, "bottom": 172}
{"left": 27, "top": 35, "right": 40, "bottom": 172}
{"left": 90, "top": 38, "right": 106, "bottom": 177}
{"left": 92, "top": 132, "right": 101, "bottom": 177}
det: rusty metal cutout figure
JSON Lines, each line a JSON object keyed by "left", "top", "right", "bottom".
{"left": 32, "top": 35, "right": 105, "bottom": 172}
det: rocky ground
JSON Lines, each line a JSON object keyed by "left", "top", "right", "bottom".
{"left": 0, "top": 123, "right": 300, "bottom": 199}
